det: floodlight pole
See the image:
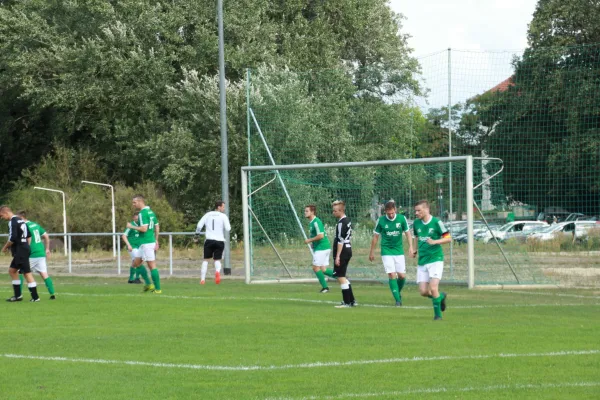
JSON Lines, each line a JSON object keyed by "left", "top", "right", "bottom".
{"left": 34, "top": 187, "right": 67, "bottom": 256}
{"left": 218, "top": 0, "right": 231, "bottom": 275}
{"left": 81, "top": 181, "right": 116, "bottom": 258}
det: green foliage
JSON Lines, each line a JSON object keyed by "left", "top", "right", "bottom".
{"left": 1, "top": 147, "right": 185, "bottom": 250}
{"left": 0, "top": 0, "right": 420, "bottom": 238}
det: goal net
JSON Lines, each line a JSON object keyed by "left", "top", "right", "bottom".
{"left": 242, "top": 157, "right": 477, "bottom": 286}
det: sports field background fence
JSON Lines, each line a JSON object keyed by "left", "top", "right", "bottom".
{"left": 246, "top": 45, "right": 600, "bottom": 287}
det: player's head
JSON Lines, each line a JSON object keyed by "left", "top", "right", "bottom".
{"left": 304, "top": 205, "right": 316, "bottom": 219}
{"left": 133, "top": 211, "right": 139, "bottom": 222}
{"left": 332, "top": 200, "right": 345, "bottom": 218}
{"left": 16, "top": 210, "right": 28, "bottom": 221}
{"left": 215, "top": 201, "right": 225, "bottom": 212}
{"left": 0, "top": 205, "right": 13, "bottom": 220}
{"left": 132, "top": 195, "right": 145, "bottom": 210}
{"left": 384, "top": 200, "right": 396, "bottom": 219}
{"left": 414, "top": 200, "right": 430, "bottom": 220}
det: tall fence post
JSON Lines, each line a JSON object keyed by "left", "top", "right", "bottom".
{"left": 68, "top": 235, "right": 72, "bottom": 274}
{"left": 169, "top": 234, "right": 173, "bottom": 276}
{"left": 117, "top": 233, "right": 121, "bottom": 275}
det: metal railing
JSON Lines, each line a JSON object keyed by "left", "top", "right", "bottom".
{"left": 0, "top": 232, "right": 205, "bottom": 276}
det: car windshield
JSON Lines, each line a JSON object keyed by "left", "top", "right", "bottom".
{"left": 498, "top": 223, "right": 516, "bottom": 232}
{"left": 539, "top": 224, "right": 562, "bottom": 233}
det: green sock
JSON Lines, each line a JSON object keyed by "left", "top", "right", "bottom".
{"left": 397, "top": 277, "right": 406, "bottom": 292}
{"left": 44, "top": 277, "right": 55, "bottom": 295}
{"left": 432, "top": 295, "right": 443, "bottom": 318}
{"left": 137, "top": 266, "right": 151, "bottom": 285}
{"left": 128, "top": 267, "right": 136, "bottom": 281}
{"left": 388, "top": 279, "right": 400, "bottom": 302}
{"left": 134, "top": 266, "right": 141, "bottom": 279}
{"left": 323, "top": 268, "right": 335, "bottom": 278}
{"left": 315, "top": 270, "right": 328, "bottom": 289}
{"left": 19, "top": 275, "right": 24, "bottom": 294}
{"left": 151, "top": 269, "right": 161, "bottom": 290}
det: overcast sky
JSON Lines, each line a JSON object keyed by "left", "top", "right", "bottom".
{"left": 389, "top": 0, "right": 540, "bottom": 107}
{"left": 389, "top": 0, "right": 539, "bottom": 55}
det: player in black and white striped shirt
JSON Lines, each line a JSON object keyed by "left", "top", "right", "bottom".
{"left": 332, "top": 200, "right": 357, "bottom": 308}
{"left": 0, "top": 206, "right": 40, "bottom": 302}
{"left": 195, "top": 201, "right": 231, "bottom": 285}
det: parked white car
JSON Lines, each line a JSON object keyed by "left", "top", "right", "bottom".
{"left": 528, "top": 221, "right": 598, "bottom": 242}
{"left": 477, "top": 221, "right": 548, "bottom": 243}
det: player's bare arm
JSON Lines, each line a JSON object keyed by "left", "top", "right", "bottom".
{"left": 368, "top": 234, "right": 379, "bottom": 262}
{"left": 304, "top": 233, "right": 323, "bottom": 244}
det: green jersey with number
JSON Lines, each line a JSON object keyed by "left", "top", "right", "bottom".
{"left": 374, "top": 214, "right": 409, "bottom": 256}
{"left": 26, "top": 221, "right": 46, "bottom": 258}
{"left": 138, "top": 206, "right": 159, "bottom": 245}
{"left": 309, "top": 217, "right": 330, "bottom": 251}
{"left": 413, "top": 217, "right": 449, "bottom": 265}
{"left": 124, "top": 221, "right": 141, "bottom": 249}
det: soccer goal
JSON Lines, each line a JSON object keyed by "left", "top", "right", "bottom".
{"left": 241, "top": 156, "right": 479, "bottom": 287}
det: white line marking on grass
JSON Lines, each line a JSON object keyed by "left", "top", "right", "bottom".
{"left": 1, "top": 289, "right": 599, "bottom": 309}
{"left": 502, "top": 290, "right": 600, "bottom": 300}
{"left": 39, "top": 291, "right": 600, "bottom": 309}
{"left": 265, "top": 381, "right": 600, "bottom": 400}
{"left": 2, "top": 350, "right": 599, "bottom": 372}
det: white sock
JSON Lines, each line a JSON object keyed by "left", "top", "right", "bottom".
{"left": 215, "top": 260, "right": 222, "bottom": 273}
{"left": 201, "top": 261, "right": 208, "bottom": 281}
{"left": 12, "top": 280, "right": 20, "bottom": 285}
{"left": 28, "top": 282, "right": 37, "bottom": 288}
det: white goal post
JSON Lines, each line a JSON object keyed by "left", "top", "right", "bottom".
{"left": 241, "top": 156, "right": 477, "bottom": 287}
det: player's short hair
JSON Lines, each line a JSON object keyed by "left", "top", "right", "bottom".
{"left": 414, "top": 199, "right": 430, "bottom": 209}
{"left": 305, "top": 205, "right": 317, "bottom": 214}
{"left": 16, "top": 210, "right": 26, "bottom": 218}
{"left": 384, "top": 200, "right": 396, "bottom": 210}
{"left": 133, "top": 211, "right": 140, "bottom": 216}
{"left": 332, "top": 200, "right": 345, "bottom": 211}
{"left": 0, "top": 205, "right": 12, "bottom": 213}
{"left": 215, "top": 200, "right": 225, "bottom": 209}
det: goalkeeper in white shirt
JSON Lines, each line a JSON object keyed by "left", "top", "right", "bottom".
{"left": 195, "top": 201, "right": 231, "bottom": 285}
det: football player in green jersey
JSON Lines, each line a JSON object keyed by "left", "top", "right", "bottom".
{"left": 16, "top": 211, "right": 56, "bottom": 299}
{"left": 122, "top": 212, "right": 142, "bottom": 284}
{"left": 369, "top": 201, "right": 414, "bottom": 306}
{"left": 304, "top": 205, "right": 334, "bottom": 293}
{"left": 411, "top": 200, "right": 451, "bottom": 320}
{"left": 127, "top": 195, "right": 162, "bottom": 293}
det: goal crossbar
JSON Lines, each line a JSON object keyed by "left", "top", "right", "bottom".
{"left": 241, "top": 156, "right": 475, "bottom": 287}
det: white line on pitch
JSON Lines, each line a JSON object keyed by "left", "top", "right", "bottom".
{"left": 2, "top": 349, "right": 599, "bottom": 372}
{"left": 265, "top": 381, "right": 600, "bottom": 400}
{"left": 1, "top": 289, "right": 598, "bottom": 309}
{"left": 34, "top": 291, "right": 600, "bottom": 309}
{"left": 501, "top": 290, "right": 600, "bottom": 299}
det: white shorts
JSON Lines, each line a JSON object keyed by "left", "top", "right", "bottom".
{"left": 382, "top": 255, "right": 406, "bottom": 274}
{"left": 30, "top": 257, "right": 47, "bottom": 274}
{"left": 312, "top": 249, "right": 331, "bottom": 267}
{"left": 129, "top": 248, "right": 141, "bottom": 261}
{"left": 139, "top": 243, "right": 156, "bottom": 262}
{"left": 417, "top": 261, "right": 444, "bottom": 283}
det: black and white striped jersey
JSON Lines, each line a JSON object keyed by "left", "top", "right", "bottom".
{"left": 333, "top": 215, "right": 352, "bottom": 258}
{"left": 8, "top": 215, "right": 30, "bottom": 256}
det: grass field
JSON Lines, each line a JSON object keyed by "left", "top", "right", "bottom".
{"left": 1, "top": 275, "right": 599, "bottom": 399}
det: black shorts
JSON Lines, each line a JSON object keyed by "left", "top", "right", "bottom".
{"left": 333, "top": 257, "right": 351, "bottom": 278}
{"left": 204, "top": 239, "right": 225, "bottom": 260}
{"left": 10, "top": 255, "right": 31, "bottom": 274}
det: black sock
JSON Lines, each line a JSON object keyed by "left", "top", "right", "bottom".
{"left": 348, "top": 284, "right": 355, "bottom": 303}
{"left": 341, "top": 288, "right": 351, "bottom": 304}
{"left": 28, "top": 286, "right": 39, "bottom": 300}
{"left": 13, "top": 284, "right": 21, "bottom": 298}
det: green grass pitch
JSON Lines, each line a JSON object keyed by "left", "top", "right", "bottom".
{"left": 1, "top": 275, "right": 599, "bottom": 399}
